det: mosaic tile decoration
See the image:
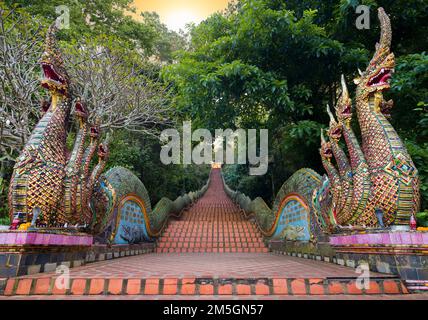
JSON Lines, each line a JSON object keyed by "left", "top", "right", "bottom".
{"left": 113, "top": 196, "right": 150, "bottom": 245}
{"left": 273, "top": 197, "right": 310, "bottom": 241}
{"left": 330, "top": 231, "right": 428, "bottom": 246}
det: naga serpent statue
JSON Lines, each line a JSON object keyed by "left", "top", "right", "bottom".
{"left": 8, "top": 24, "right": 111, "bottom": 229}
{"left": 319, "top": 7, "right": 420, "bottom": 229}
{"left": 223, "top": 8, "right": 420, "bottom": 241}
{"left": 8, "top": 25, "right": 207, "bottom": 243}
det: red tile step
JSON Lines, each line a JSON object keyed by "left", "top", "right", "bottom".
{"left": 3, "top": 277, "right": 408, "bottom": 296}
{"left": 154, "top": 169, "right": 269, "bottom": 254}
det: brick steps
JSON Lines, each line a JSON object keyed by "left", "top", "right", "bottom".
{"left": 154, "top": 168, "right": 269, "bottom": 254}
{"left": 3, "top": 276, "right": 408, "bottom": 296}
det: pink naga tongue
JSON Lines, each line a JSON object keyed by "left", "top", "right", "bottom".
{"left": 380, "top": 72, "right": 391, "bottom": 83}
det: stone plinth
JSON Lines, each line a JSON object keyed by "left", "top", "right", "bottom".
{"left": 329, "top": 230, "right": 428, "bottom": 285}
{"left": 330, "top": 230, "right": 428, "bottom": 247}
{"left": 0, "top": 230, "right": 94, "bottom": 278}
{"left": 0, "top": 230, "right": 93, "bottom": 247}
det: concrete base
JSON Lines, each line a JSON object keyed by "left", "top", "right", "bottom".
{"left": 0, "top": 243, "right": 155, "bottom": 278}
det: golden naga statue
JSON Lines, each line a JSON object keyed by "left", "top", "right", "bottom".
{"left": 8, "top": 25, "right": 109, "bottom": 229}
{"left": 316, "top": 8, "right": 420, "bottom": 230}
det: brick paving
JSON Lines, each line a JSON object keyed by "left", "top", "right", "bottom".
{"left": 16, "top": 253, "right": 392, "bottom": 279}
{"left": 1, "top": 294, "right": 427, "bottom": 300}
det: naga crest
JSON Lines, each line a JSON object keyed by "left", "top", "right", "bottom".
{"left": 326, "top": 104, "right": 342, "bottom": 141}
{"left": 354, "top": 8, "right": 395, "bottom": 96}
{"left": 89, "top": 119, "right": 101, "bottom": 139}
{"left": 335, "top": 75, "right": 353, "bottom": 127}
{"left": 74, "top": 99, "right": 89, "bottom": 122}
{"left": 319, "top": 129, "right": 333, "bottom": 160}
{"left": 97, "top": 142, "right": 109, "bottom": 161}
{"left": 40, "top": 24, "right": 70, "bottom": 97}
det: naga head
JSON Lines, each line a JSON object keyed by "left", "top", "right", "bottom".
{"left": 74, "top": 100, "right": 88, "bottom": 124}
{"left": 336, "top": 75, "right": 353, "bottom": 127}
{"left": 380, "top": 99, "right": 394, "bottom": 118}
{"left": 326, "top": 104, "right": 342, "bottom": 141}
{"left": 320, "top": 129, "right": 333, "bottom": 160}
{"left": 354, "top": 8, "right": 395, "bottom": 95}
{"left": 97, "top": 143, "right": 109, "bottom": 161}
{"left": 89, "top": 118, "right": 101, "bottom": 140}
{"left": 40, "top": 24, "right": 70, "bottom": 96}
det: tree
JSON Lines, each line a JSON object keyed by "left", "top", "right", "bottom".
{"left": 4, "top": 0, "right": 155, "bottom": 53}
{"left": 162, "top": 0, "right": 428, "bottom": 208}
{"left": 0, "top": 6, "right": 47, "bottom": 212}
{"left": 0, "top": 5, "right": 46, "bottom": 161}
{"left": 62, "top": 36, "right": 173, "bottom": 136}
{"left": 4, "top": 0, "right": 188, "bottom": 59}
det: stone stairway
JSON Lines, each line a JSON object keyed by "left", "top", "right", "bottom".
{"left": 155, "top": 169, "right": 269, "bottom": 254}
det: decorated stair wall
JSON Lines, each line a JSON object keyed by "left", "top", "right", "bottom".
{"left": 221, "top": 169, "right": 323, "bottom": 242}
{"left": 94, "top": 167, "right": 211, "bottom": 244}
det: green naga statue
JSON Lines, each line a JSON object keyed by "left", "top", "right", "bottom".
{"left": 8, "top": 25, "right": 202, "bottom": 243}
{"left": 224, "top": 8, "right": 420, "bottom": 240}
{"left": 314, "top": 8, "right": 420, "bottom": 230}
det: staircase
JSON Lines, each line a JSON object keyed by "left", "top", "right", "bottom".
{"left": 155, "top": 169, "right": 269, "bottom": 253}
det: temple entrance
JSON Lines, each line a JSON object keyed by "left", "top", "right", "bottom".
{"left": 1, "top": 169, "right": 407, "bottom": 298}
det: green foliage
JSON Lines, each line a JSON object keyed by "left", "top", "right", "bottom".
{"left": 162, "top": 2, "right": 347, "bottom": 130}
{"left": 0, "top": 216, "right": 10, "bottom": 226}
{"left": 164, "top": 0, "right": 427, "bottom": 209}
{"left": 107, "top": 130, "right": 210, "bottom": 205}
{"left": 5, "top": 0, "right": 151, "bottom": 53}
{"left": 416, "top": 211, "right": 428, "bottom": 228}
{"left": 390, "top": 52, "right": 428, "bottom": 209}
{"left": 3, "top": 0, "right": 186, "bottom": 60}
{"left": 406, "top": 141, "right": 428, "bottom": 210}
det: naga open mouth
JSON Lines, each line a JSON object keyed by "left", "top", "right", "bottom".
{"left": 367, "top": 68, "right": 393, "bottom": 87}
{"left": 41, "top": 62, "right": 67, "bottom": 94}
{"left": 98, "top": 144, "right": 108, "bottom": 159}
{"left": 331, "top": 127, "right": 342, "bottom": 137}
{"left": 341, "top": 104, "right": 352, "bottom": 117}
{"left": 322, "top": 146, "right": 333, "bottom": 158}
{"left": 74, "top": 101, "right": 88, "bottom": 119}
{"left": 90, "top": 126, "right": 100, "bottom": 138}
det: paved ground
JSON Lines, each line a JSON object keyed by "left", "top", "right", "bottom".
{"left": 18, "top": 252, "right": 391, "bottom": 280}
{"left": 1, "top": 294, "right": 427, "bottom": 300}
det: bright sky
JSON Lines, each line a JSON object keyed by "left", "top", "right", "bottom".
{"left": 132, "top": 0, "right": 231, "bottom": 32}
